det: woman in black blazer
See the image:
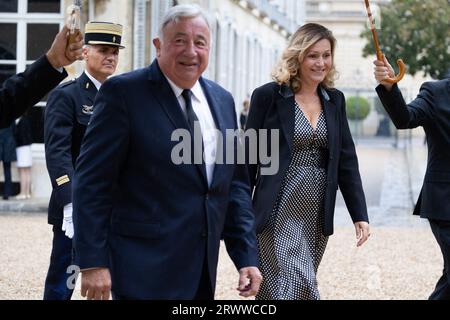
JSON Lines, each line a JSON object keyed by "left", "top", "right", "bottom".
{"left": 246, "top": 23, "right": 370, "bottom": 300}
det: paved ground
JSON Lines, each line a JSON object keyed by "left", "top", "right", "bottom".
{"left": 0, "top": 215, "right": 441, "bottom": 300}
{"left": 0, "top": 136, "right": 441, "bottom": 300}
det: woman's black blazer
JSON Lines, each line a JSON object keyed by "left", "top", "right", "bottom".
{"left": 246, "top": 82, "right": 368, "bottom": 236}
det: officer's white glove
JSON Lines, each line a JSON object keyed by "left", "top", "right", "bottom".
{"left": 62, "top": 203, "right": 74, "bottom": 239}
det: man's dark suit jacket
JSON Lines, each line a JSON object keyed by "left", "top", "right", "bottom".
{"left": 377, "top": 80, "right": 450, "bottom": 221}
{"left": 44, "top": 72, "right": 98, "bottom": 226}
{"left": 0, "top": 55, "right": 67, "bottom": 128}
{"left": 73, "top": 60, "right": 258, "bottom": 299}
{"left": 246, "top": 82, "right": 368, "bottom": 237}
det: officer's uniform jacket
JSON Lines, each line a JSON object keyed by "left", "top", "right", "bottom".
{"left": 44, "top": 72, "right": 97, "bottom": 226}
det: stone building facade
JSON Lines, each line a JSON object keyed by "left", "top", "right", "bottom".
{"left": 0, "top": 0, "right": 304, "bottom": 198}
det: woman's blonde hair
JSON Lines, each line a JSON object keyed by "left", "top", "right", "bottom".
{"left": 272, "top": 23, "right": 338, "bottom": 93}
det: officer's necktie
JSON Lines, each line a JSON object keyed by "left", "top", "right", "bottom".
{"left": 181, "top": 89, "right": 200, "bottom": 131}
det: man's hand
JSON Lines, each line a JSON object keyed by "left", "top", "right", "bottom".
{"left": 81, "top": 268, "right": 112, "bottom": 300}
{"left": 373, "top": 55, "right": 395, "bottom": 91}
{"left": 46, "top": 25, "right": 83, "bottom": 69}
{"left": 62, "top": 203, "right": 74, "bottom": 239}
{"left": 237, "top": 266, "right": 262, "bottom": 298}
{"left": 354, "top": 221, "right": 370, "bottom": 247}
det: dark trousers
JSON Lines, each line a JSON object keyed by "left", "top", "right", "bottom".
{"left": 2, "top": 161, "right": 11, "bottom": 199}
{"left": 43, "top": 225, "right": 74, "bottom": 300}
{"left": 429, "top": 219, "right": 450, "bottom": 300}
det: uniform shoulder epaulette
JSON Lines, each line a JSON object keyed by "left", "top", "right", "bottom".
{"left": 59, "top": 78, "right": 77, "bottom": 88}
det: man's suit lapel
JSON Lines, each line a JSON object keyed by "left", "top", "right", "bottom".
{"left": 199, "top": 78, "right": 226, "bottom": 134}
{"left": 147, "top": 61, "right": 190, "bottom": 131}
{"left": 147, "top": 61, "right": 208, "bottom": 186}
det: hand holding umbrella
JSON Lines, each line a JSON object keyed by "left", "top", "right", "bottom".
{"left": 364, "top": 0, "right": 406, "bottom": 84}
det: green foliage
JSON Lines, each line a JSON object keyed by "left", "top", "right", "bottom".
{"left": 361, "top": 0, "right": 450, "bottom": 79}
{"left": 346, "top": 96, "right": 371, "bottom": 121}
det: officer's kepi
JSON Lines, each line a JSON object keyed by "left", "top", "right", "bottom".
{"left": 84, "top": 21, "right": 125, "bottom": 48}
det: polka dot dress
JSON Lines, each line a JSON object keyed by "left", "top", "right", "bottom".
{"left": 256, "top": 102, "right": 329, "bottom": 300}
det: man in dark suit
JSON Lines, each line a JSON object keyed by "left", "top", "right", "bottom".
{"left": 72, "top": 4, "right": 261, "bottom": 300}
{"left": 0, "top": 25, "right": 83, "bottom": 128}
{"left": 43, "top": 22, "right": 124, "bottom": 300}
{"left": 375, "top": 56, "right": 450, "bottom": 300}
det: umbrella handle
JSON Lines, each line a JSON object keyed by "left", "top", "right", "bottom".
{"left": 383, "top": 58, "right": 406, "bottom": 84}
{"left": 366, "top": 0, "right": 406, "bottom": 84}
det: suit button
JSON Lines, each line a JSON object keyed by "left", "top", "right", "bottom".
{"left": 201, "top": 232, "right": 208, "bottom": 238}
{"left": 205, "top": 193, "right": 209, "bottom": 200}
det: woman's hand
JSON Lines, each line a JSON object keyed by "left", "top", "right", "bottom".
{"left": 354, "top": 221, "right": 370, "bottom": 247}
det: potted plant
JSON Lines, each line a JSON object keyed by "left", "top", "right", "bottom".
{"left": 345, "top": 96, "right": 371, "bottom": 138}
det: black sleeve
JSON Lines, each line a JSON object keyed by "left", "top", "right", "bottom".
{"left": 244, "top": 87, "right": 271, "bottom": 190}
{"left": 376, "top": 83, "right": 435, "bottom": 129}
{"left": 223, "top": 93, "right": 259, "bottom": 270}
{"left": 73, "top": 78, "right": 130, "bottom": 269}
{"left": 337, "top": 93, "right": 369, "bottom": 223}
{"left": 0, "top": 55, "right": 67, "bottom": 128}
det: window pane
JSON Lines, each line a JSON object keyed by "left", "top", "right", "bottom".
{"left": 27, "top": 24, "right": 59, "bottom": 60}
{"left": 0, "top": 64, "right": 16, "bottom": 85}
{"left": 28, "top": 0, "right": 60, "bottom": 13}
{"left": 0, "top": 24, "right": 17, "bottom": 60}
{"left": 0, "top": 0, "right": 18, "bottom": 12}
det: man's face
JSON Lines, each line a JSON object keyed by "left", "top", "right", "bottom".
{"left": 83, "top": 44, "right": 119, "bottom": 82}
{"left": 153, "top": 16, "right": 210, "bottom": 89}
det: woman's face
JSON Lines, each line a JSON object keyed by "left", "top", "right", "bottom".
{"left": 299, "top": 39, "right": 333, "bottom": 86}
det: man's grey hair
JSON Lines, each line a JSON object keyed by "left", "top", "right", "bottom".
{"left": 158, "top": 4, "right": 212, "bottom": 39}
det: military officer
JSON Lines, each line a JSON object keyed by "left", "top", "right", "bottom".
{"left": 43, "top": 22, "right": 124, "bottom": 300}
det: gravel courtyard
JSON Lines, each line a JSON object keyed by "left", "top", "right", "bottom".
{"left": 0, "top": 214, "right": 441, "bottom": 300}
